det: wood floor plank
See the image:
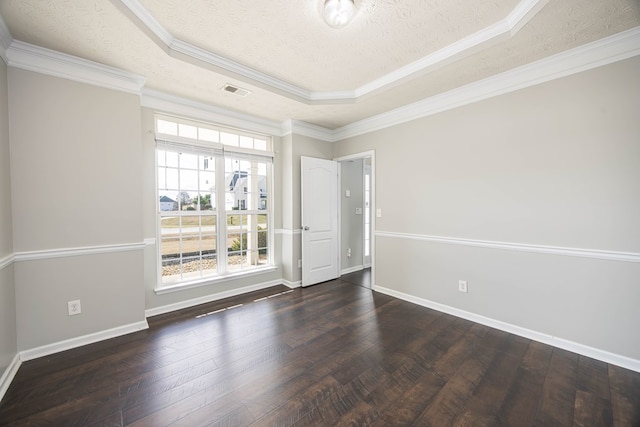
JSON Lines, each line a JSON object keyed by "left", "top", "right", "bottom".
{"left": 533, "top": 348, "right": 579, "bottom": 427}
{"left": 609, "top": 364, "right": 640, "bottom": 427}
{"left": 451, "top": 333, "right": 530, "bottom": 426}
{"left": 374, "top": 369, "right": 446, "bottom": 426}
{"left": 494, "top": 340, "right": 554, "bottom": 425}
{"left": 1, "top": 274, "right": 638, "bottom": 427}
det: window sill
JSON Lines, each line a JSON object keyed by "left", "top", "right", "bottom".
{"left": 154, "top": 265, "right": 279, "bottom": 295}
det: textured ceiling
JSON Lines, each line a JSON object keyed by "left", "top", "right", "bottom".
{"left": 0, "top": 0, "right": 638, "bottom": 130}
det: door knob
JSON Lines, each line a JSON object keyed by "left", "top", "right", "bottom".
{"left": 303, "top": 226, "right": 310, "bottom": 231}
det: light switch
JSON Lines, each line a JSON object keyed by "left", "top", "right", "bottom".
{"left": 376, "top": 208, "right": 382, "bottom": 218}
{"left": 345, "top": 190, "right": 351, "bottom": 197}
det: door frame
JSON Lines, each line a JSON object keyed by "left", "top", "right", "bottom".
{"left": 334, "top": 150, "right": 376, "bottom": 289}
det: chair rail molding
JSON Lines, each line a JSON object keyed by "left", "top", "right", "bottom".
{"left": 376, "top": 231, "right": 640, "bottom": 263}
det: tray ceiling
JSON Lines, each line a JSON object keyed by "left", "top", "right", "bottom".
{"left": 0, "top": 0, "right": 638, "bottom": 130}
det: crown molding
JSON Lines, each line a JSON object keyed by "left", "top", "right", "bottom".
{"left": 6, "top": 40, "right": 145, "bottom": 95}
{"left": 142, "top": 88, "right": 283, "bottom": 137}
{"left": 281, "top": 119, "right": 335, "bottom": 142}
{"left": 333, "top": 25, "right": 640, "bottom": 141}
{"left": 114, "top": 0, "right": 547, "bottom": 104}
{"left": 0, "top": 14, "right": 12, "bottom": 64}
{"left": 356, "top": 0, "right": 549, "bottom": 99}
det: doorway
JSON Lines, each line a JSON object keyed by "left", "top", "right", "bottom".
{"left": 335, "top": 151, "right": 375, "bottom": 289}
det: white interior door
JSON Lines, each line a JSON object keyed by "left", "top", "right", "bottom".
{"left": 301, "top": 156, "right": 339, "bottom": 287}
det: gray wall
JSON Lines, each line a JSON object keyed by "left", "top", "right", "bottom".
{"left": 334, "top": 56, "right": 640, "bottom": 360}
{"left": 0, "top": 54, "right": 17, "bottom": 378}
{"left": 340, "top": 159, "right": 364, "bottom": 272}
{"left": 8, "top": 69, "right": 146, "bottom": 350}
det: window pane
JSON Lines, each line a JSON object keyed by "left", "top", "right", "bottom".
{"left": 157, "top": 119, "right": 177, "bottom": 135}
{"left": 202, "top": 233, "right": 216, "bottom": 252}
{"left": 180, "top": 153, "right": 198, "bottom": 169}
{"left": 200, "top": 171, "right": 215, "bottom": 192}
{"left": 199, "top": 128, "right": 219, "bottom": 142}
{"left": 157, "top": 150, "right": 166, "bottom": 167}
{"left": 157, "top": 167, "right": 166, "bottom": 189}
{"left": 202, "top": 254, "right": 217, "bottom": 275}
{"left": 200, "top": 156, "right": 215, "bottom": 171}
{"left": 176, "top": 191, "right": 197, "bottom": 210}
{"left": 166, "top": 151, "right": 179, "bottom": 167}
{"left": 180, "top": 169, "right": 198, "bottom": 191}
{"left": 179, "top": 124, "right": 197, "bottom": 139}
{"left": 221, "top": 132, "right": 239, "bottom": 146}
{"left": 163, "top": 168, "right": 178, "bottom": 190}
{"left": 159, "top": 191, "right": 178, "bottom": 212}
{"left": 196, "top": 193, "right": 214, "bottom": 210}
{"left": 254, "top": 139, "right": 267, "bottom": 151}
{"left": 239, "top": 136, "right": 253, "bottom": 149}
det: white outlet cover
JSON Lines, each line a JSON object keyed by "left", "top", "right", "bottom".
{"left": 458, "top": 281, "right": 468, "bottom": 293}
{"left": 68, "top": 300, "right": 82, "bottom": 315}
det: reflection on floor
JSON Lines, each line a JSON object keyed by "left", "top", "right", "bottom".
{"left": 340, "top": 267, "right": 371, "bottom": 288}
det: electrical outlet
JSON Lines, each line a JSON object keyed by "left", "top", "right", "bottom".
{"left": 458, "top": 281, "right": 468, "bottom": 293}
{"left": 68, "top": 300, "right": 81, "bottom": 316}
{"left": 298, "top": 259, "right": 302, "bottom": 269}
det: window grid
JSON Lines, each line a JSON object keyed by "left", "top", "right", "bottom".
{"left": 156, "top": 116, "right": 273, "bottom": 287}
{"left": 157, "top": 117, "right": 270, "bottom": 152}
{"left": 158, "top": 149, "right": 218, "bottom": 283}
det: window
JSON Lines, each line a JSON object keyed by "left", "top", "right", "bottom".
{"left": 156, "top": 115, "right": 273, "bottom": 287}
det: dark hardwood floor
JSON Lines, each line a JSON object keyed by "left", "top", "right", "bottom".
{"left": 1, "top": 273, "right": 639, "bottom": 426}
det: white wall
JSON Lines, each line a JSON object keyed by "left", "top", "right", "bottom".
{"left": 334, "top": 57, "right": 640, "bottom": 362}
{"left": 0, "top": 54, "right": 17, "bottom": 384}
{"left": 8, "top": 69, "right": 146, "bottom": 350}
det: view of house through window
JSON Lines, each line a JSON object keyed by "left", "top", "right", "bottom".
{"left": 156, "top": 116, "right": 272, "bottom": 285}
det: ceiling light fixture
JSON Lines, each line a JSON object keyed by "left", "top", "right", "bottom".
{"left": 323, "top": 0, "right": 356, "bottom": 29}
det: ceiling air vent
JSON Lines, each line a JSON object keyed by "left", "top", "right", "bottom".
{"left": 221, "top": 84, "right": 251, "bottom": 97}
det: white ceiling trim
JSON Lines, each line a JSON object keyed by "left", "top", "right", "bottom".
{"left": 5, "top": 40, "right": 146, "bottom": 95}
{"left": 141, "top": 88, "right": 283, "bottom": 137}
{"left": 2, "top": 21, "right": 636, "bottom": 144}
{"left": 332, "top": 25, "right": 640, "bottom": 142}
{"left": 281, "top": 120, "right": 335, "bottom": 142}
{"left": 355, "top": 0, "right": 550, "bottom": 99}
{"left": 114, "top": 0, "right": 547, "bottom": 104}
{"left": 115, "top": 0, "right": 313, "bottom": 103}
{"left": 0, "top": 14, "right": 12, "bottom": 64}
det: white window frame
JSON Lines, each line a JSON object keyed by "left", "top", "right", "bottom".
{"left": 154, "top": 115, "right": 275, "bottom": 293}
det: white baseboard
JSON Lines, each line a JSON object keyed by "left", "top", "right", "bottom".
{"left": 374, "top": 285, "right": 640, "bottom": 373}
{"left": 0, "top": 353, "right": 21, "bottom": 403}
{"left": 282, "top": 279, "right": 301, "bottom": 288}
{"left": 19, "top": 320, "right": 149, "bottom": 362}
{"left": 341, "top": 265, "right": 364, "bottom": 275}
{"left": 145, "top": 279, "right": 285, "bottom": 317}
